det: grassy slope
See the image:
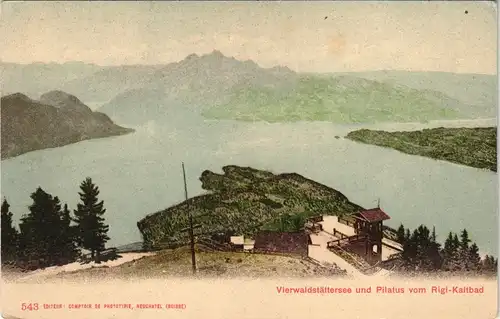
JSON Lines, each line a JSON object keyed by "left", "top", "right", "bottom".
{"left": 45, "top": 246, "right": 346, "bottom": 280}
{"left": 137, "top": 166, "right": 363, "bottom": 249}
{"left": 345, "top": 127, "right": 497, "bottom": 172}
{"left": 203, "top": 76, "right": 472, "bottom": 124}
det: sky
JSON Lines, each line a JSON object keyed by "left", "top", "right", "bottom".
{"left": 0, "top": 1, "right": 497, "bottom": 74}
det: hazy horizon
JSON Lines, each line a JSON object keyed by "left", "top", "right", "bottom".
{"left": 0, "top": 54, "right": 497, "bottom": 77}
{"left": 0, "top": 1, "right": 496, "bottom": 75}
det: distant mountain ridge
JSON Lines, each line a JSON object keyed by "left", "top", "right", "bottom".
{"left": 331, "top": 70, "right": 497, "bottom": 115}
{"left": 0, "top": 91, "right": 134, "bottom": 159}
{"left": 2, "top": 52, "right": 496, "bottom": 126}
{"left": 98, "top": 50, "right": 300, "bottom": 124}
{"left": 1, "top": 61, "right": 104, "bottom": 99}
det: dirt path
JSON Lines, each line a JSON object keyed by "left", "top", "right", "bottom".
{"left": 309, "top": 228, "right": 395, "bottom": 279}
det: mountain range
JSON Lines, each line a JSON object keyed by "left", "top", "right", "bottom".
{"left": 0, "top": 91, "right": 133, "bottom": 159}
{"left": 1, "top": 51, "right": 496, "bottom": 126}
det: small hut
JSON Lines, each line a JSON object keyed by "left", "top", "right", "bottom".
{"left": 352, "top": 208, "right": 391, "bottom": 263}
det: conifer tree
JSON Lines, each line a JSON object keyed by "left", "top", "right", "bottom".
{"left": 443, "top": 232, "right": 455, "bottom": 257}
{"left": 482, "top": 255, "right": 498, "bottom": 273}
{"left": 401, "top": 225, "right": 442, "bottom": 271}
{"left": 431, "top": 226, "right": 437, "bottom": 243}
{"left": 396, "top": 224, "right": 406, "bottom": 244}
{"left": 459, "top": 229, "right": 472, "bottom": 270}
{"left": 74, "top": 178, "right": 110, "bottom": 263}
{"left": 443, "top": 232, "right": 454, "bottom": 268}
{"left": 459, "top": 229, "right": 471, "bottom": 252}
{"left": 482, "top": 255, "right": 494, "bottom": 272}
{"left": 452, "top": 234, "right": 460, "bottom": 252}
{"left": 402, "top": 229, "right": 418, "bottom": 268}
{"left": 58, "top": 204, "right": 80, "bottom": 264}
{"left": 1, "top": 198, "right": 19, "bottom": 264}
{"left": 428, "top": 226, "right": 442, "bottom": 270}
{"left": 442, "top": 232, "right": 461, "bottom": 271}
{"left": 404, "top": 228, "right": 411, "bottom": 242}
{"left": 19, "top": 188, "right": 64, "bottom": 268}
{"left": 468, "top": 243, "right": 481, "bottom": 270}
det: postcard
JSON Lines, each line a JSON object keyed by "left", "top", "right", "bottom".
{"left": 0, "top": 1, "right": 498, "bottom": 319}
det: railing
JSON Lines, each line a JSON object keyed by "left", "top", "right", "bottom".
{"left": 307, "top": 215, "right": 324, "bottom": 223}
{"left": 197, "top": 237, "right": 235, "bottom": 252}
{"left": 328, "top": 232, "right": 366, "bottom": 247}
{"left": 333, "top": 228, "right": 347, "bottom": 239}
{"left": 383, "top": 229, "right": 399, "bottom": 241}
{"left": 338, "top": 217, "right": 355, "bottom": 227}
{"left": 305, "top": 223, "right": 323, "bottom": 233}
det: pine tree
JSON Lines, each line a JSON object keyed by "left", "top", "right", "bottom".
{"left": 58, "top": 204, "right": 80, "bottom": 264}
{"left": 452, "top": 234, "right": 460, "bottom": 252}
{"left": 459, "top": 229, "right": 471, "bottom": 252}
{"left": 431, "top": 226, "right": 437, "bottom": 243}
{"left": 74, "top": 178, "right": 110, "bottom": 263}
{"left": 401, "top": 225, "right": 442, "bottom": 271}
{"left": 442, "top": 232, "right": 454, "bottom": 270}
{"left": 402, "top": 229, "right": 418, "bottom": 269}
{"left": 1, "top": 198, "right": 19, "bottom": 265}
{"left": 482, "top": 255, "right": 494, "bottom": 272}
{"left": 441, "top": 232, "right": 461, "bottom": 271}
{"left": 428, "top": 226, "right": 442, "bottom": 270}
{"left": 19, "top": 188, "right": 64, "bottom": 268}
{"left": 443, "top": 232, "right": 455, "bottom": 257}
{"left": 482, "top": 255, "right": 498, "bottom": 273}
{"left": 396, "top": 224, "right": 406, "bottom": 244}
{"left": 404, "top": 228, "right": 411, "bottom": 242}
{"left": 459, "top": 229, "right": 471, "bottom": 270}
{"left": 414, "top": 225, "right": 429, "bottom": 268}
{"left": 468, "top": 243, "right": 481, "bottom": 270}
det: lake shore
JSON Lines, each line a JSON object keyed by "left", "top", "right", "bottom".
{"left": 345, "top": 126, "right": 497, "bottom": 172}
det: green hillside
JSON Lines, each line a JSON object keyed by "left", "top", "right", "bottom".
{"left": 137, "top": 166, "right": 363, "bottom": 249}
{"left": 203, "top": 76, "right": 470, "bottom": 124}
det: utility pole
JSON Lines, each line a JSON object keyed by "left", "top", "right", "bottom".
{"left": 377, "top": 198, "right": 381, "bottom": 208}
{"left": 182, "top": 162, "right": 197, "bottom": 275}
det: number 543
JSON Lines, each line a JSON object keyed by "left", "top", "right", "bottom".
{"left": 21, "top": 303, "right": 39, "bottom": 311}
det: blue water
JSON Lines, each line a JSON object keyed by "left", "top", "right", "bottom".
{"left": 1, "top": 117, "right": 497, "bottom": 254}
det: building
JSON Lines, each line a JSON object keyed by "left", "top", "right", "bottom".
{"left": 327, "top": 208, "right": 392, "bottom": 264}
{"left": 253, "top": 231, "right": 311, "bottom": 257}
{"left": 229, "top": 236, "right": 255, "bottom": 251}
{"left": 352, "top": 208, "right": 391, "bottom": 262}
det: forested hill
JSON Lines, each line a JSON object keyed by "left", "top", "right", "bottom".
{"left": 137, "top": 165, "right": 363, "bottom": 249}
{"left": 346, "top": 127, "right": 497, "bottom": 172}
{"left": 1, "top": 91, "right": 134, "bottom": 159}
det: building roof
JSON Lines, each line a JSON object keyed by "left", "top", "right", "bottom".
{"left": 230, "top": 236, "right": 245, "bottom": 245}
{"left": 356, "top": 208, "right": 391, "bottom": 223}
{"left": 253, "top": 231, "right": 309, "bottom": 255}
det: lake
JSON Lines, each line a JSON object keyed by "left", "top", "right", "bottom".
{"left": 1, "top": 117, "right": 497, "bottom": 254}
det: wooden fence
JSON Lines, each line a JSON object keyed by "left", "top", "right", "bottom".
{"left": 328, "top": 229, "right": 365, "bottom": 247}
{"left": 307, "top": 215, "right": 324, "bottom": 223}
